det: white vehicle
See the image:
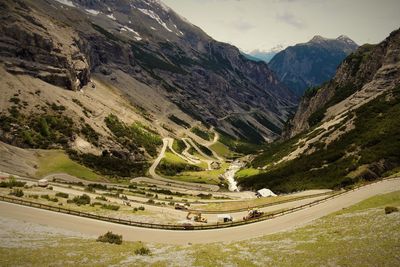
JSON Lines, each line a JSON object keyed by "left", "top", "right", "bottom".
{"left": 38, "top": 179, "right": 49, "bottom": 187}
{"left": 217, "top": 214, "right": 233, "bottom": 223}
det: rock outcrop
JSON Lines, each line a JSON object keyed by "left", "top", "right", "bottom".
{"left": 0, "top": 0, "right": 90, "bottom": 90}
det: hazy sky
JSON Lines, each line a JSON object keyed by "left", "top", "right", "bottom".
{"left": 162, "top": 0, "right": 400, "bottom": 53}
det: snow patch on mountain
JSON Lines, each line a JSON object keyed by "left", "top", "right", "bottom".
{"left": 120, "top": 25, "right": 142, "bottom": 40}
{"left": 53, "top": 0, "right": 75, "bottom": 7}
{"left": 85, "top": 9, "right": 100, "bottom": 15}
{"left": 107, "top": 13, "right": 116, "bottom": 20}
{"left": 138, "top": 8, "right": 172, "bottom": 32}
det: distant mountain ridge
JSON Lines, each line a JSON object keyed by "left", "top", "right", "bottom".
{"left": 269, "top": 35, "right": 358, "bottom": 96}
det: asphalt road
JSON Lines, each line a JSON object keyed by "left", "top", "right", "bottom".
{"left": 1, "top": 178, "right": 398, "bottom": 245}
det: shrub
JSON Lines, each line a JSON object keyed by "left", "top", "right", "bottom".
{"left": 135, "top": 246, "right": 151, "bottom": 255}
{"left": 138, "top": 206, "right": 145, "bottom": 211}
{"left": 168, "top": 115, "right": 190, "bottom": 129}
{"left": 95, "top": 196, "right": 107, "bottom": 201}
{"left": 101, "top": 204, "right": 120, "bottom": 211}
{"left": 55, "top": 192, "right": 69, "bottom": 198}
{"left": 72, "top": 194, "right": 91, "bottom": 205}
{"left": 0, "top": 177, "right": 26, "bottom": 188}
{"left": 197, "top": 193, "right": 212, "bottom": 199}
{"left": 97, "top": 231, "right": 122, "bottom": 245}
{"left": 385, "top": 206, "right": 399, "bottom": 214}
{"left": 9, "top": 189, "right": 24, "bottom": 197}
{"left": 40, "top": 194, "right": 58, "bottom": 202}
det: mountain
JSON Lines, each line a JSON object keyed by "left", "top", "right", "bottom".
{"left": 268, "top": 35, "right": 358, "bottom": 96}
{"left": 247, "top": 46, "right": 284, "bottom": 63}
{"left": 0, "top": 0, "right": 297, "bottom": 164}
{"left": 238, "top": 28, "right": 400, "bottom": 193}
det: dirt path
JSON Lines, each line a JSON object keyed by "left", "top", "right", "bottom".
{"left": 2, "top": 178, "right": 398, "bottom": 245}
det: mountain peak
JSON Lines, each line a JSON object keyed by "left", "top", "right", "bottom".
{"left": 309, "top": 35, "right": 329, "bottom": 43}
{"left": 336, "top": 35, "right": 357, "bottom": 45}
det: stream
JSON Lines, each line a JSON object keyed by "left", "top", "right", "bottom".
{"left": 223, "top": 160, "right": 245, "bottom": 192}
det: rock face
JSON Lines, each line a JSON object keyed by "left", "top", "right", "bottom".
{"left": 285, "top": 28, "right": 400, "bottom": 138}
{"left": 0, "top": 0, "right": 296, "bottom": 142}
{"left": 0, "top": 0, "right": 90, "bottom": 90}
{"left": 269, "top": 35, "right": 358, "bottom": 96}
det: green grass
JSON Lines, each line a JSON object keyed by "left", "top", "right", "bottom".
{"left": 35, "top": 150, "right": 104, "bottom": 182}
{"left": 3, "top": 191, "right": 398, "bottom": 266}
{"left": 163, "top": 151, "right": 187, "bottom": 164}
{"left": 172, "top": 139, "right": 186, "bottom": 154}
{"left": 177, "top": 162, "right": 230, "bottom": 185}
{"left": 234, "top": 168, "right": 260, "bottom": 179}
{"left": 158, "top": 151, "right": 223, "bottom": 185}
{"left": 209, "top": 142, "right": 232, "bottom": 158}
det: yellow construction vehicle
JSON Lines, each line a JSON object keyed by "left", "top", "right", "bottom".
{"left": 186, "top": 211, "right": 208, "bottom": 223}
{"left": 243, "top": 209, "right": 264, "bottom": 221}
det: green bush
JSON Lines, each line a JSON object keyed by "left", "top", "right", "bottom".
{"left": 191, "top": 127, "right": 214, "bottom": 141}
{"left": 71, "top": 194, "right": 91, "bottom": 205}
{"left": 101, "top": 204, "right": 120, "bottom": 211}
{"left": 157, "top": 159, "right": 202, "bottom": 176}
{"left": 40, "top": 194, "right": 58, "bottom": 202}
{"left": 134, "top": 246, "right": 151, "bottom": 255}
{"left": 168, "top": 115, "right": 190, "bottom": 129}
{"left": 9, "top": 189, "right": 24, "bottom": 197}
{"left": 0, "top": 177, "right": 26, "bottom": 188}
{"left": 97, "top": 231, "right": 123, "bottom": 245}
{"left": 55, "top": 192, "right": 69, "bottom": 198}
{"left": 385, "top": 206, "right": 399, "bottom": 214}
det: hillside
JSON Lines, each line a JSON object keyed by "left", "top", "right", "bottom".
{"left": 0, "top": 0, "right": 296, "bottom": 150}
{"left": 238, "top": 28, "right": 400, "bottom": 193}
{"left": 0, "top": 0, "right": 300, "bottom": 178}
{"left": 269, "top": 35, "right": 358, "bottom": 96}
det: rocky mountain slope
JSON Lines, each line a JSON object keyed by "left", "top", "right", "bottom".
{"left": 238, "top": 28, "right": 400, "bottom": 193}
{"left": 0, "top": 0, "right": 296, "bottom": 148}
{"left": 269, "top": 35, "right": 358, "bottom": 96}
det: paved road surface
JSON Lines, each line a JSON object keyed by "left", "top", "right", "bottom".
{"left": 1, "top": 178, "right": 398, "bottom": 245}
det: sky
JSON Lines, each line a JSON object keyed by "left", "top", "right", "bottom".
{"left": 162, "top": 0, "right": 400, "bottom": 53}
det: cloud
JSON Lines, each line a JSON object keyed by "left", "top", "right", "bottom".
{"left": 276, "top": 12, "right": 305, "bottom": 29}
{"left": 232, "top": 19, "right": 254, "bottom": 31}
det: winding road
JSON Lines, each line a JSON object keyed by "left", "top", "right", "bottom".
{"left": 146, "top": 138, "right": 219, "bottom": 192}
{"left": 1, "top": 178, "right": 398, "bottom": 245}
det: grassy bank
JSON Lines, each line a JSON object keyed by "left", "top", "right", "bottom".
{"left": 35, "top": 150, "right": 104, "bottom": 182}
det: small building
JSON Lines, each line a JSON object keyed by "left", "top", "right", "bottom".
{"left": 256, "top": 188, "right": 277, "bottom": 198}
{"left": 38, "top": 179, "right": 49, "bottom": 187}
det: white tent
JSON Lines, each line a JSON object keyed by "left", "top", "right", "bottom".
{"left": 256, "top": 188, "right": 277, "bottom": 197}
